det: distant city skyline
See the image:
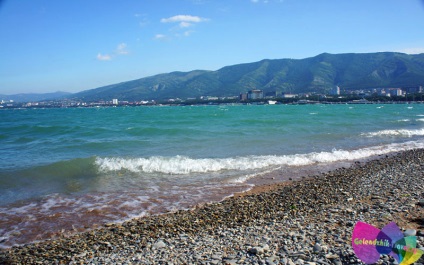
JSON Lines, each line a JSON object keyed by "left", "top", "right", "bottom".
{"left": 1, "top": 0, "right": 424, "bottom": 95}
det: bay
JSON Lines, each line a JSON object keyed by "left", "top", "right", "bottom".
{"left": 1, "top": 104, "right": 424, "bottom": 248}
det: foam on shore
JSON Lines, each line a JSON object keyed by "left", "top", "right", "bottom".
{"left": 1, "top": 149, "right": 423, "bottom": 264}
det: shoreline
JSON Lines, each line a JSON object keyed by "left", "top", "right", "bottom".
{"left": 1, "top": 149, "right": 424, "bottom": 264}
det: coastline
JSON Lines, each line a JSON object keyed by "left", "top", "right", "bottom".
{"left": 1, "top": 149, "right": 424, "bottom": 264}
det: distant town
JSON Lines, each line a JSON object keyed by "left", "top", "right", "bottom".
{"left": 1, "top": 85, "right": 423, "bottom": 109}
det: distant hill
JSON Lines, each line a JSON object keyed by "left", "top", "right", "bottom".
{"left": 0, "top": 91, "right": 72, "bottom": 102}
{"left": 71, "top": 52, "right": 424, "bottom": 101}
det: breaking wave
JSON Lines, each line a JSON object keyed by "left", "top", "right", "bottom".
{"left": 95, "top": 141, "right": 424, "bottom": 175}
{"left": 362, "top": 129, "right": 424, "bottom": 137}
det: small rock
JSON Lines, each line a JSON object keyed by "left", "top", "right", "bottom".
{"left": 153, "top": 240, "right": 166, "bottom": 249}
{"left": 248, "top": 246, "right": 264, "bottom": 255}
{"left": 262, "top": 244, "right": 270, "bottom": 252}
{"left": 313, "top": 243, "right": 322, "bottom": 253}
{"left": 287, "top": 259, "right": 296, "bottom": 265}
{"left": 212, "top": 255, "right": 221, "bottom": 260}
{"left": 325, "top": 254, "right": 339, "bottom": 259}
{"left": 346, "top": 221, "right": 354, "bottom": 227}
{"left": 404, "top": 229, "right": 417, "bottom": 237}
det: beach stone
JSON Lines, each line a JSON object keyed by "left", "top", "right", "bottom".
{"left": 288, "top": 259, "right": 296, "bottom": 265}
{"left": 266, "top": 260, "right": 277, "bottom": 265}
{"left": 249, "top": 246, "right": 265, "bottom": 255}
{"left": 153, "top": 240, "right": 166, "bottom": 249}
{"left": 325, "top": 254, "right": 339, "bottom": 259}
{"left": 312, "top": 243, "right": 322, "bottom": 253}
{"left": 345, "top": 221, "right": 354, "bottom": 227}
{"left": 262, "top": 244, "right": 270, "bottom": 252}
{"left": 404, "top": 229, "right": 417, "bottom": 237}
{"left": 4, "top": 149, "right": 424, "bottom": 265}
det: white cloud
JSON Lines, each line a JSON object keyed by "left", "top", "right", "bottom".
{"left": 160, "top": 15, "right": 209, "bottom": 40}
{"left": 116, "top": 43, "right": 129, "bottom": 55}
{"left": 179, "top": 21, "right": 192, "bottom": 28}
{"left": 175, "top": 31, "right": 195, "bottom": 37}
{"left": 97, "top": 53, "right": 112, "bottom": 61}
{"left": 96, "top": 43, "right": 129, "bottom": 61}
{"left": 184, "top": 30, "right": 194, "bottom": 37}
{"left": 154, "top": 34, "right": 167, "bottom": 40}
{"left": 161, "top": 15, "right": 208, "bottom": 23}
{"left": 160, "top": 14, "right": 208, "bottom": 38}
{"left": 135, "top": 13, "right": 149, "bottom": 27}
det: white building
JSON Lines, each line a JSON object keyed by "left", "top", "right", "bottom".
{"left": 389, "top": 88, "right": 403, "bottom": 97}
{"left": 112, "top": 99, "right": 118, "bottom": 105}
{"left": 330, "top": 86, "right": 340, "bottom": 95}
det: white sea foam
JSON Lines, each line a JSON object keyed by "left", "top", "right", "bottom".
{"left": 230, "top": 168, "right": 279, "bottom": 184}
{"left": 95, "top": 141, "right": 424, "bottom": 175}
{"left": 362, "top": 129, "right": 424, "bottom": 137}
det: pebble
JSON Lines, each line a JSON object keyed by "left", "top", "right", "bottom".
{"left": 153, "top": 240, "right": 166, "bottom": 249}
{"left": 312, "top": 243, "right": 322, "bottom": 253}
{"left": 403, "top": 229, "right": 417, "bottom": 237}
{"left": 1, "top": 149, "right": 424, "bottom": 264}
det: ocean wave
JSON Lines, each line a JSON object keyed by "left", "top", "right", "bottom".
{"left": 95, "top": 141, "right": 424, "bottom": 175}
{"left": 362, "top": 129, "right": 424, "bottom": 137}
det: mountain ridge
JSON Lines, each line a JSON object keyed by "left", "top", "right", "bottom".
{"left": 0, "top": 91, "right": 72, "bottom": 103}
{"left": 58, "top": 52, "right": 424, "bottom": 101}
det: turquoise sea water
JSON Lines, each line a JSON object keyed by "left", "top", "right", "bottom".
{"left": 1, "top": 104, "right": 424, "bottom": 247}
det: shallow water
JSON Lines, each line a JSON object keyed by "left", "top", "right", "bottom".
{"left": 1, "top": 104, "right": 424, "bottom": 248}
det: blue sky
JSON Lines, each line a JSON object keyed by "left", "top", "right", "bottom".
{"left": 1, "top": 0, "right": 424, "bottom": 94}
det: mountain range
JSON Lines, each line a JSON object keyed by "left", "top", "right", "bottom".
{"left": 0, "top": 91, "right": 72, "bottom": 103}
{"left": 4, "top": 52, "right": 424, "bottom": 102}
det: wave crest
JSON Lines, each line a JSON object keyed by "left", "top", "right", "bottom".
{"left": 95, "top": 141, "right": 424, "bottom": 175}
{"left": 362, "top": 129, "right": 424, "bottom": 137}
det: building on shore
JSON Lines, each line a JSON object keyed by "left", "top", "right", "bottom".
{"left": 389, "top": 88, "right": 403, "bottom": 97}
{"left": 330, "top": 86, "right": 340, "bottom": 96}
{"left": 247, "top": 89, "right": 264, "bottom": 100}
{"left": 239, "top": 93, "right": 248, "bottom": 101}
{"left": 403, "top": 86, "right": 423, "bottom": 94}
{"left": 281, "top": 93, "right": 297, "bottom": 99}
{"left": 265, "top": 91, "right": 278, "bottom": 98}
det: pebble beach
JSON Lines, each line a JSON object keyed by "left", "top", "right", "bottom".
{"left": 1, "top": 149, "right": 424, "bottom": 265}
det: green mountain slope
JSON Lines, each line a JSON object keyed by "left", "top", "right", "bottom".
{"left": 72, "top": 52, "right": 424, "bottom": 101}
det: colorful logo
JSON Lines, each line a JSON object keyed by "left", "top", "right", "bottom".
{"left": 352, "top": 221, "right": 423, "bottom": 265}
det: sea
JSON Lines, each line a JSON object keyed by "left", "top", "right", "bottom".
{"left": 1, "top": 103, "right": 424, "bottom": 248}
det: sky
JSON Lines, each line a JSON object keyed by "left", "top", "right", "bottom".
{"left": 1, "top": 0, "right": 424, "bottom": 95}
